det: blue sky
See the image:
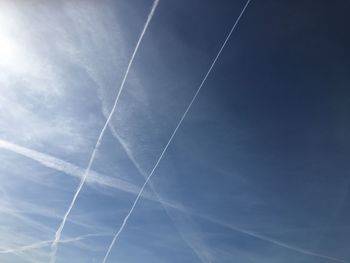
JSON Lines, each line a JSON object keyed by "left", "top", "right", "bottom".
{"left": 0, "top": 0, "right": 350, "bottom": 262}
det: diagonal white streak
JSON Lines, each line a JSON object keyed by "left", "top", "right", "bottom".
{"left": 49, "top": 1, "right": 160, "bottom": 262}
{"left": 0, "top": 139, "right": 182, "bottom": 208}
{"left": 1, "top": 140, "right": 347, "bottom": 262}
{"left": 243, "top": 232, "right": 348, "bottom": 263}
{"left": 197, "top": 214, "right": 349, "bottom": 263}
{"left": 105, "top": 128, "right": 213, "bottom": 262}
{"left": 0, "top": 233, "right": 106, "bottom": 254}
{"left": 101, "top": 1, "right": 252, "bottom": 262}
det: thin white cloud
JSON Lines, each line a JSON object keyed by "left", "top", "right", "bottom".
{"left": 0, "top": 233, "right": 107, "bottom": 254}
{"left": 0, "top": 200, "right": 54, "bottom": 237}
{"left": 0, "top": 193, "right": 109, "bottom": 235}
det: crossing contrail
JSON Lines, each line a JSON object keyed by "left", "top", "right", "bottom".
{"left": 0, "top": 233, "right": 107, "bottom": 254}
{"left": 49, "top": 1, "right": 160, "bottom": 262}
{"left": 0, "top": 139, "right": 159, "bottom": 203}
{"left": 102, "top": 126, "right": 214, "bottom": 262}
{"left": 1, "top": 141, "right": 346, "bottom": 262}
{"left": 101, "top": 1, "right": 252, "bottom": 262}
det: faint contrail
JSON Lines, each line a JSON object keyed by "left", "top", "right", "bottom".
{"left": 1, "top": 141, "right": 346, "bottom": 262}
{"left": 49, "top": 1, "right": 160, "bottom": 261}
{"left": 241, "top": 231, "right": 348, "bottom": 263}
{"left": 101, "top": 1, "right": 252, "bottom": 262}
{"left": 0, "top": 233, "right": 106, "bottom": 254}
{"left": 202, "top": 216, "right": 349, "bottom": 263}
{"left": 104, "top": 125, "right": 214, "bottom": 262}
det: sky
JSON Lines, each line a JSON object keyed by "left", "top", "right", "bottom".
{"left": 0, "top": 0, "right": 350, "bottom": 262}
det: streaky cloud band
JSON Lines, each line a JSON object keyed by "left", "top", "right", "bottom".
{"left": 0, "top": 139, "right": 178, "bottom": 208}
{"left": 0, "top": 233, "right": 107, "bottom": 254}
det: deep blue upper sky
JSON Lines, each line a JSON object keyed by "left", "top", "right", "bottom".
{"left": 0, "top": 0, "right": 349, "bottom": 262}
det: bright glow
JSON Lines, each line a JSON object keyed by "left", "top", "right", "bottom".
{"left": 0, "top": 34, "right": 21, "bottom": 69}
{"left": 0, "top": 10, "right": 58, "bottom": 95}
{"left": 0, "top": 4, "right": 25, "bottom": 72}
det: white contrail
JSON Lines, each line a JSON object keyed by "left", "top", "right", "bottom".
{"left": 49, "top": 1, "right": 160, "bottom": 261}
{"left": 0, "top": 139, "right": 154, "bottom": 201}
{"left": 203, "top": 216, "right": 349, "bottom": 263}
{"left": 1, "top": 141, "right": 346, "bottom": 262}
{"left": 104, "top": 126, "right": 214, "bottom": 262}
{"left": 98, "top": 72, "right": 348, "bottom": 262}
{"left": 0, "top": 233, "right": 106, "bottom": 254}
{"left": 101, "top": 1, "right": 252, "bottom": 262}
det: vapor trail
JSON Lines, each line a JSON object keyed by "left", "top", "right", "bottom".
{"left": 209, "top": 218, "right": 349, "bottom": 263}
{"left": 243, "top": 231, "right": 348, "bottom": 263}
{"left": 0, "top": 139, "right": 135, "bottom": 191}
{"left": 0, "top": 139, "right": 157, "bottom": 202}
{"left": 104, "top": 127, "right": 214, "bottom": 262}
{"left": 49, "top": 1, "right": 160, "bottom": 262}
{"left": 101, "top": 1, "right": 252, "bottom": 262}
{"left": 1, "top": 140, "right": 346, "bottom": 262}
{"left": 0, "top": 233, "right": 106, "bottom": 254}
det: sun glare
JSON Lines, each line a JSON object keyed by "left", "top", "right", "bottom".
{"left": 0, "top": 35, "right": 20, "bottom": 68}
{"left": 0, "top": 6, "right": 28, "bottom": 73}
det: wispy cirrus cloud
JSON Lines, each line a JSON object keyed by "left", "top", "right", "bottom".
{"left": 0, "top": 233, "right": 108, "bottom": 254}
{"left": 0, "top": 139, "right": 176, "bottom": 206}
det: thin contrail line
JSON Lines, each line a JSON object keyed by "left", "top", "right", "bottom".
{"left": 49, "top": 1, "right": 160, "bottom": 262}
{"left": 0, "top": 138, "right": 347, "bottom": 263}
{"left": 0, "top": 233, "right": 106, "bottom": 254}
{"left": 196, "top": 214, "right": 349, "bottom": 263}
{"left": 1, "top": 141, "right": 346, "bottom": 262}
{"left": 243, "top": 231, "right": 348, "bottom": 263}
{"left": 0, "top": 139, "right": 157, "bottom": 202}
{"left": 104, "top": 128, "right": 213, "bottom": 262}
{"left": 101, "top": 1, "right": 252, "bottom": 262}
